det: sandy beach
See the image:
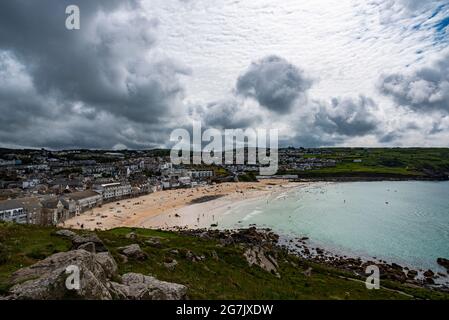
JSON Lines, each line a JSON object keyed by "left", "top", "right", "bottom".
{"left": 62, "top": 180, "right": 303, "bottom": 231}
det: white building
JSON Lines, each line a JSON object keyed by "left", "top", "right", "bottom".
{"left": 190, "top": 170, "right": 214, "bottom": 180}
{"left": 0, "top": 200, "right": 27, "bottom": 224}
{"left": 64, "top": 190, "right": 103, "bottom": 214}
{"left": 93, "top": 182, "right": 132, "bottom": 201}
{"left": 22, "top": 178, "right": 40, "bottom": 189}
{"left": 178, "top": 176, "right": 192, "bottom": 186}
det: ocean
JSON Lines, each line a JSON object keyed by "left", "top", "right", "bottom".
{"left": 217, "top": 181, "right": 449, "bottom": 272}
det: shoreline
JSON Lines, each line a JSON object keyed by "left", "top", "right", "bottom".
{"left": 181, "top": 227, "right": 449, "bottom": 292}
{"left": 61, "top": 180, "right": 301, "bottom": 231}
{"left": 138, "top": 180, "right": 311, "bottom": 230}
{"left": 62, "top": 179, "right": 449, "bottom": 289}
{"left": 146, "top": 180, "right": 449, "bottom": 289}
{"left": 292, "top": 176, "right": 449, "bottom": 182}
{"left": 278, "top": 234, "right": 449, "bottom": 289}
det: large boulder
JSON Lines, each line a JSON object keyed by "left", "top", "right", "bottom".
{"left": 126, "top": 232, "right": 138, "bottom": 240}
{"left": 145, "top": 237, "right": 162, "bottom": 248}
{"left": 77, "top": 242, "right": 96, "bottom": 253}
{"left": 71, "top": 234, "right": 108, "bottom": 253}
{"left": 5, "top": 250, "right": 187, "bottom": 300}
{"left": 54, "top": 229, "right": 107, "bottom": 253}
{"left": 8, "top": 250, "right": 117, "bottom": 300}
{"left": 95, "top": 252, "right": 119, "bottom": 279}
{"left": 424, "top": 269, "right": 435, "bottom": 278}
{"left": 118, "top": 244, "right": 147, "bottom": 260}
{"left": 55, "top": 229, "right": 78, "bottom": 239}
{"left": 437, "top": 258, "right": 449, "bottom": 272}
{"left": 111, "top": 273, "right": 187, "bottom": 300}
{"left": 244, "top": 246, "right": 280, "bottom": 278}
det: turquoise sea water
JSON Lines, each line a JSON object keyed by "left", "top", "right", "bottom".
{"left": 218, "top": 181, "right": 449, "bottom": 271}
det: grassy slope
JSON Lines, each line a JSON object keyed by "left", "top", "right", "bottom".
{"left": 1, "top": 222, "right": 448, "bottom": 300}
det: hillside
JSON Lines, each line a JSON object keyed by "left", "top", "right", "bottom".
{"left": 282, "top": 148, "right": 449, "bottom": 180}
{"left": 1, "top": 222, "right": 448, "bottom": 300}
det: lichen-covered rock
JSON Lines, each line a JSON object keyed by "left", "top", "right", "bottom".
{"left": 424, "top": 269, "right": 435, "bottom": 278}
{"left": 163, "top": 259, "right": 178, "bottom": 271}
{"left": 126, "top": 232, "right": 138, "bottom": 240}
{"left": 244, "top": 246, "right": 280, "bottom": 278}
{"left": 71, "top": 234, "right": 107, "bottom": 252}
{"left": 95, "top": 252, "right": 118, "bottom": 279}
{"left": 437, "top": 258, "right": 449, "bottom": 272}
{"left": 78, "top": 242, "right": 96, "bottom": 253}
{"left": 54, "top": 229, "right": 107, "bottom": 253}
{"left": 8, "top": 250, "right": 115, "bottom": 300}
{"left": 5, "top": 250, "right": 187, "bottom": 300}
{"left": 118, "top": 273, "right": 187, "bottom": 300}
{"left": 55, "top": 229, "right": 78, "bottom": 239}
{"left": 118, "top": 244, "right": 147, "bottom": 260}
{"left": 145, "top": 237, "right": 162, "bottom": 248}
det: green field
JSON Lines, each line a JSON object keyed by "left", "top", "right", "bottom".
{"left": 282, "top": 148, "right": 449, "bottom": 179}
{"left": 1, "top": 222, "right": 448, "bottom": 300}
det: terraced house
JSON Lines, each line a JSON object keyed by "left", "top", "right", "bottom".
{"left": 0, "top": 197, "right": 42, "bottom": 224}
{"left": 63, "top": 190, "right": 103, "bottom": 215}
{"left": 0, "top": 199, "right": 27, "bottom": 224}
{"left": 93, "top": 182, "right": 132, "bottom": 202}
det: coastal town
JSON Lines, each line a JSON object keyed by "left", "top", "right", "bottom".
{"left": 0, "top": 147, "right": 341, "bottom": 227}
{"left": 2, "top": 147, "right": 449, "bottom": 228}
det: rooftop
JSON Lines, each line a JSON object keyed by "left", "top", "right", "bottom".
{"left": 64, "top": 190, "right": 101, "bottom": 201}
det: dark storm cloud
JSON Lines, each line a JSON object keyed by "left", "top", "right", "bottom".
{"left": 199, "top": 98, "right": 262, "bottom": 129}
{"left": 0, "top": 0, "right": 190, "bottom": 149}
{"left": 0, "top": 0, "right": 388, "bottom": 151}
{"left": 196, "top": 55, "right": 382, "bottom": 148}
{"left": 236, "top": 55, "right": 312, "bottom": 114}
{"left": 379, "top": 51, "right": 449, "bottom": 113}
{"left": 313, "top": 96, "right": 380, "bottom": 137}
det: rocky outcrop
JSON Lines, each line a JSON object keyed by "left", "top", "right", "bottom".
{"left": 5, "top": 239, "right": 186, "bottom": 300}
{"left": 55, "top": 229, "right": 78, "bottom": 238}
{"left": 96, "top": 252, "right": 119, "bottom": 279}
{"left": 407, "top": 270, "right": 418, "bottom": 279}
{"left": 183, "top": 228, "right": 281, "bottom": 277}
{"left": 185, "top": 250, "right": 205, "bottom": 263}
{"left": 110, "top": 273, "right": 187, "bottom": 300}
{"left": 181, "top": 227, "right": 279, "bottom": 247}
{"left": 244, "top": 246, "right": 279, "bottom": 278}
{"left": 54, "top": 229, "right": 107, "bottom": 252}
{"left": 126, "top": 232, "right": 138, "bottom": 240}
{"left": 163, "top": 258, "right": 178, "bottom": 271}
{"left": 145, "top": 237, "right": 162, "bottom": 248}
{"left": 424, "top": 270, "right": 435, "bottom": 278}
{"left": 118, "top": 244, "right": 148, "bottom": 260}
{"left": 7, "top": 250, "right": 117, "bottom": 300}
{"left": 437, "top": 258, "right": 449, "bottom": 272}
{"left": 71, "top": 234, "right": 108, "bottom": 252}
{"left": 78, "top": 242, "right": 96, "bottom": 253}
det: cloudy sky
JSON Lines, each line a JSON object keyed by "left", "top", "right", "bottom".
{"left": 0, "top": 0, "right": 448, "bottom": 150}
